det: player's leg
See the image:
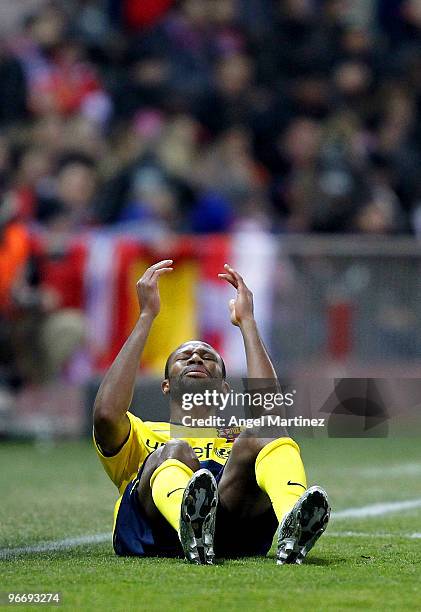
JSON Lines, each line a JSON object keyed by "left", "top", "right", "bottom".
{"left": 136, "top": 439, "right": 218, "bottom": 564}
{"left": 218, "top": 429, "right": 307, "bottom": 520}
{"left": 136, "top": 439, "right": 200, "bottom": 527}
{"left": 217, "top": 428, "right": 330, "bottom": 563}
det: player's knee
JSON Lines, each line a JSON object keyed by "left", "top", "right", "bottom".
{"left": 234, "top": 431, "right": 272, "bottom": 463}
{"left": 160, "top": 439, "right": 200, "bottom": 471}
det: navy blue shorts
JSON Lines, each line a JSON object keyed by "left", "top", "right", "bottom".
{"left": 113, "top": 458, "right": 278, "bottom": 559}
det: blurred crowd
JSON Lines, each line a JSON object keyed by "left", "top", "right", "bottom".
{"left": 2, "top": 0, "right": 421, "bottom": 238}
{"left": 2, "top": 0, "right": 421, "bottom": 400}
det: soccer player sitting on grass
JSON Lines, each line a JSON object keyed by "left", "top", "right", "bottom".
{"left": 93, "top": 260, "right": 330, "bottom": 564}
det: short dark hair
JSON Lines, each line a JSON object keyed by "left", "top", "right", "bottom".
{"left": 164, "top": 344, "right": 226, "bottom": 380}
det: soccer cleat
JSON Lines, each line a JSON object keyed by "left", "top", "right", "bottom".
{"left": 179, "top": 469, "right": 218, "bottom": 565}
{"left": 276, "top": 485, "right": 330, "bottom": 565}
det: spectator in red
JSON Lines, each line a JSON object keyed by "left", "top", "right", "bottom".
{"left": 0, "top": 207, "right": 30, "bottom": 312}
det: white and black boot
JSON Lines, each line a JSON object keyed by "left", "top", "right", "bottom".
{"left": 277, "top": 486, "right": 330, "bottom": 565}
{"left": 179, "top": 469, "right": 218, "bottom": 565}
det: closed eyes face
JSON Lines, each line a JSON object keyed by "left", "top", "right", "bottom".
{"left": 168, "top": 342, "right": 224, "bottom": 380}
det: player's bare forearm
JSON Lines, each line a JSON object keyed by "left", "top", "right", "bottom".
{"left": 239, "top": 318, "right": 279, "bottom": 382}
{"left": 93, "top": 260, "right": 173, "bottom": 454}
{"left": 219, "top": 263, "right": 279, "bottom": 388}
{"left": 93, "top": 313, "right": 154, "bottom": 449}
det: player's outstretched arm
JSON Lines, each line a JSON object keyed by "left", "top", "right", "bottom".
{"left": 218, "top": 264, "right": 278, "bottom": 383}
{"left": 93, "top": 259, "right": 173, "bottom": 454}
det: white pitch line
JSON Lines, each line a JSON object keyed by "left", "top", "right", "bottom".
{"left": 356, "top": 463, "right": 421, "bottom": 477}
{"left": 333, "top": 498, "right": 421, "bottom": 519}
{"left": 0, "top": 533, "right": 110, "bottom": 559}
{"left": 327, "top": 531, "right": 421, "bottom": 539}
{"left": 1, "top": 497, "right": 421, "bottom": 558}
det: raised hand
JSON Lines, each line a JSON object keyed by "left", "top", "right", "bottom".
{"left": 136, "top": 259, "right": 173, "bottom": 319}
{"left": 218, "top": 264, "right": 254, "bottom": 327}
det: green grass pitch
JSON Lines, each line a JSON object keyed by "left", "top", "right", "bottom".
{"left": 1, "top": 437, "right": 420, "bottom": 611}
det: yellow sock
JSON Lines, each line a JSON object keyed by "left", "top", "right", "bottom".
{"left": 150, "top": 459, "right": 193, "bottom": 532}
{"left": 255, "top": 438, "right": 307, "bottom": 523}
